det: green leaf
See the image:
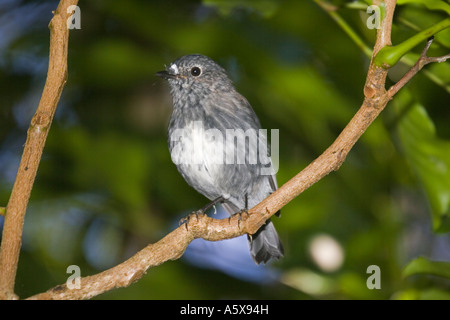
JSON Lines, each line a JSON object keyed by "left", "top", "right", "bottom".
{"left": 397, "top": 0, "right": 450, "bottom": 15}
{"left": 394, "top": 288, "right": 450, "bottom": 300}
{"left": 403, "top": 257, "right": 450, "bottom": 279}
{"left": 373, "top": 18, "right": 450, "bottom": 68}
{"left": 393, "top": 91, "right": 450, "bottom": 232}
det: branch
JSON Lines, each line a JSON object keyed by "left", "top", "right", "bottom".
{"left": 387, "top": 36, "right": 450, "bottom": 97}
{"left": 27, "top": 213, "right": 246, "bottom": 300}
{"left": 316, "top": 0, "right": 450, "bottom": 93}
{"left": 23, "top": 0, "right": 450, "bottom": 300}
{"left": 26, "top": 0, "right": 395, "bottom": 300}
{"left": 374, "top": 18, "right": 450, "bottom": 68}
{"left": 0, "top": 0, "right": 78, "bottom": 300}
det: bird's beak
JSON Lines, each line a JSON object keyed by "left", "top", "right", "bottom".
{"left": 157, "top": 63, "right": 181, "bottom": 80}
{"left": 156, "top": 70, "right": 177, "bottom": 80}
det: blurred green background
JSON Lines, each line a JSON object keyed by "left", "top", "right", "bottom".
{"left": 0, "top": 0, "right": 449, "bottom": 299}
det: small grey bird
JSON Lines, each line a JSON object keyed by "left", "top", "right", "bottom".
{"left": 157, "top": 54, "right": 283, "bottom": 264}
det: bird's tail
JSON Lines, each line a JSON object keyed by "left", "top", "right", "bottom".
{"left": 248, "top": 219, "right": 284, "bottom": 264}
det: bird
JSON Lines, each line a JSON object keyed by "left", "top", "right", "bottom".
{"left": 157, "top": 54, "right": 283, "bottom": 264}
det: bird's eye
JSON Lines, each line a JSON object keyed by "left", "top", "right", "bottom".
{"left": 191, "top": 67, "right": 201, "bottom": 77}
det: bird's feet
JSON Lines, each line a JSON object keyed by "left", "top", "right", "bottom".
{"left": 228, "top": 209, "right": 249, "bottom": 228}
{"left": 179, "top": 210, "right": 204, "bottom": 230}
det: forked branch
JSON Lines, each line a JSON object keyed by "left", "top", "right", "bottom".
{"left": 1, "top": 0, "right": 448, "bottom": 300}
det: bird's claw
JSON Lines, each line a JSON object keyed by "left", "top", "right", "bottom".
{"left": 228, "top": 209, "right": 249, "bottom": 228}
{"left": 179, "top": 210, "right": 204, "bottom": 230}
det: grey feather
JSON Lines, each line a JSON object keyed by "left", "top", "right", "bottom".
{"left": 158, "top": 54, "right": 284, "bottom": 264}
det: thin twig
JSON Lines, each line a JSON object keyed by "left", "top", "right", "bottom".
{"left": 0, "top": 0, "right": 78, "bottom": 300}
{"left": 318, "top": 0, "right": 450, "bottom": 92}
{"left": 315, "top": 0, "right": 373, "bottom": 58}
{"left": 388, "top": 37, "right": 450, "bottom": 98}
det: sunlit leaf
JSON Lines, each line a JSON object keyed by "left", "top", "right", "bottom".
{"left": 393, "top": 91, "right": 450, "bottom": 232}
{"left": 394, "top": 288, "right": 450, "bottom": 300}
{"left": 403, "top": 257, "right": 450, "bottom": 279}
{"left": 397, "top": 0, "right": 450, "bottom": 15}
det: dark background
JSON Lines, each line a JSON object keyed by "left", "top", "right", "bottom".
{"left": 0, "top": 0, "right": 449, "bottom": 299}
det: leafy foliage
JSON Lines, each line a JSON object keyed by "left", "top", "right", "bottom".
{"left": 392, "top": 91, "right": 450, "bottom": 232}
{"left": 0, "top": 0, "right": 449, "bottom": 299}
